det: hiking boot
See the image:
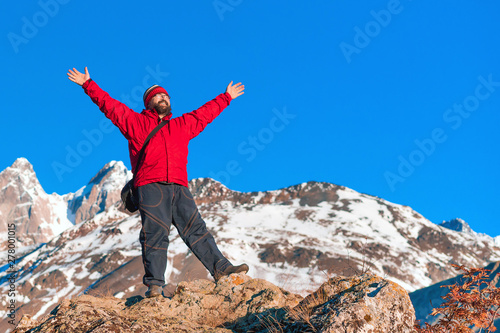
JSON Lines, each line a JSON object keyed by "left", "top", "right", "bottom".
{"left": 145, "top": 285, "right": 163, "bottom": 298}
{"left": 214, "top": 263, "right": 249, "bottom": 282}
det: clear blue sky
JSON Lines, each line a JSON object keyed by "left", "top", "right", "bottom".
{"left": 2, "top": 1, "right": 499, "bottom": 236}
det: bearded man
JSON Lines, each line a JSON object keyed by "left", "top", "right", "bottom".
{"left": 67, "top": 67, "right": 248, "bottom": 297}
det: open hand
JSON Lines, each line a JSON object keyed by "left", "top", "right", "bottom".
{"left": 226, "top": 81, "right": 245, "bottom": 100}
{"left": 67, "top": 67, "right": 90, "bottom": 86}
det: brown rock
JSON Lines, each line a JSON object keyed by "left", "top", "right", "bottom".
{"left": 13, "top": 273, "right": 416, "bottom": 333}
{"left": 278, "top": 274, "right": 416, "bottom": 332}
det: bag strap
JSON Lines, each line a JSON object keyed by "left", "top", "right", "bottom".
{"left": 133, "top": 120, "right": 169, "bottom": 181}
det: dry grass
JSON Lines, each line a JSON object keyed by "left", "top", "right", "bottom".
{"left": 259, "top": 312, "right": 285, "bottom": 333}
{"left": 284, "top": 289, "right": 331, "bottom": 332}
{"left": 285, "top": 304, "right": 316, "bottom": 332}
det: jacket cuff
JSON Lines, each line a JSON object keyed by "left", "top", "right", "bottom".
{"left": 224, "top": 91, "right": 232, "bottom": 103}
{"left": 82, "top": 78, "right": 93, "bottom": 90}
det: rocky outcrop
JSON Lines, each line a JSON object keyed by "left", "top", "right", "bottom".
{"left": 439, "top": 218, "right": 475, "bottom": 234}
{"left": 278, "top": 274, "right": 416, "bottom": 333}
{"left": 13, "top": 273, "right": 416, "bottom": 333}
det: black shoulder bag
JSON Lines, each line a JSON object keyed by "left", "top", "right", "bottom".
{"left": 121, "top": 120, "right": 169, "bottom": 212}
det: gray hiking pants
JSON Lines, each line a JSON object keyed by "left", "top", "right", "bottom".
{"left": 137, "top": 182, "right": 231, "bottom": 286}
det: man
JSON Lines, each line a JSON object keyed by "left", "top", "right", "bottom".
{"left": 67, "top": 67, "right": 248, "bottom": 297}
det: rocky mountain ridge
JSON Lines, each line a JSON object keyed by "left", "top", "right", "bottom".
{"left": 65, "top": 160, "right": 130, "bottom": 224}
{"left": 0, "top": 158, "right": 130, "bottom": 251}
{"left": 1, "top": 158, "right": 500, "bottom": 332}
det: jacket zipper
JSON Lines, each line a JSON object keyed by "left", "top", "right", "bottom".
{"left": 160, "top": 119, "right": 169, "bottom": 182}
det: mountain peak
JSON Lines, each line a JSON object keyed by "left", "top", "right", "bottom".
{"left": 67, "top": 161, "right": 130, "bottom": 224}
{"left": 439, "top": 218, "right": 474, "bottom": 234}
{"left": 87, "top": 160, "right": 129, "bottom": 188}
{"left": 11, "top": 157, "right": 34, "bottom": 170}
{"left": 1, "top": 157, "right": 42, "bottom": 196}
{"left": 0, "top": 158, "right": 73, "bottom": 248}
{"left": 6, "top": 157, "right": 36, "bottom": 180}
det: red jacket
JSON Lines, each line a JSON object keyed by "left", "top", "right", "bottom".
{"left": 82, "top": 79, "right": 232, "bottom": 187}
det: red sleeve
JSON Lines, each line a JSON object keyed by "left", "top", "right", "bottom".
{"left": 82, "top": 79, "right": 143, "bottom": 142}
{"left": 179, "top": 92, "right": 232, "bottom": 139}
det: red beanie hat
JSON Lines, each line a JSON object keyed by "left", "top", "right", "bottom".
{"left": 143, "top": 85, "right": 169, "bottom": 109}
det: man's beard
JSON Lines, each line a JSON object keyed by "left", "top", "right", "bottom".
{"left": 154, "top": 101, "right": 172, "bottom": 117}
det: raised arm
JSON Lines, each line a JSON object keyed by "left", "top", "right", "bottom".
{"left": 66, "top": 67, "right": 143, "bottom": 141}
{"left": 181, "top": 81, "right": 245, "bottom": 139}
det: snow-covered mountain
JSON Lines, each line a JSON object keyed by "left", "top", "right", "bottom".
{"left": 188, "top": 178, "right": 500, "bottom": 293}
{"left": 1, "top": 158, "right": 500, "bottom": 331}
{"left": 0, "top": 158, "right": 130, "bottom": 252}
{"left": 65, "top": 160, "right": 131, "bottom": 224}
{"left": 0, "top": 158, "right": 72, "bottom": 250}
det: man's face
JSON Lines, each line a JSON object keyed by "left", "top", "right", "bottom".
{"left": 149, "top": 93, "right": 171, "bottom": 117}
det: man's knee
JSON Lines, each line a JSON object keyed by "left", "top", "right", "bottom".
{"left": 182, "top": 215, "right": 205, "bottom": 236}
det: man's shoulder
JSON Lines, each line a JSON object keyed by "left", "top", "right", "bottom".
{"left": 139, "top": 109, "right": 162, "bottom": 121}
